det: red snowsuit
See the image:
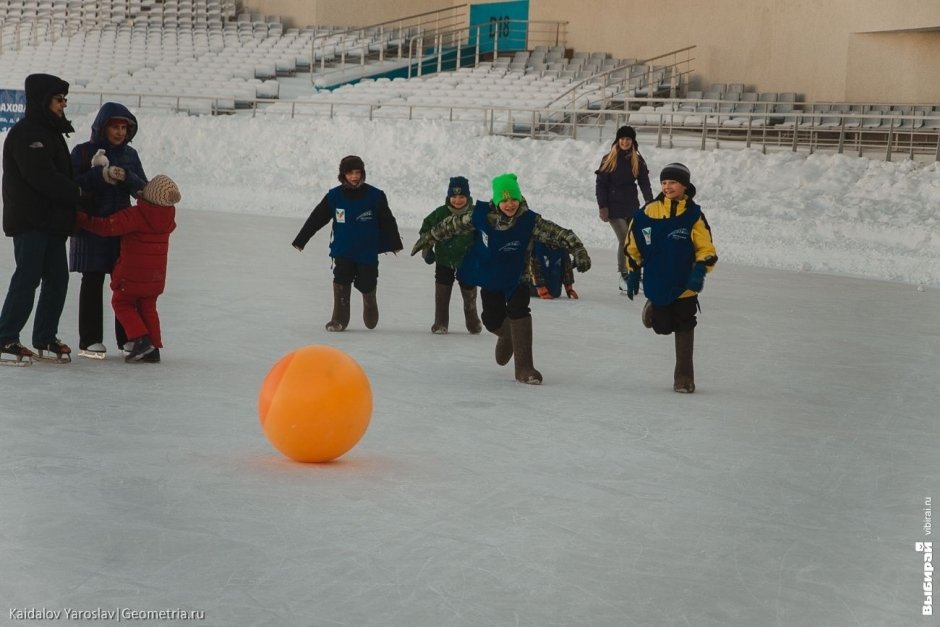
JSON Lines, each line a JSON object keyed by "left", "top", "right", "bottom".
{"left": 75, "top": 199, "right": 176, "bottom": 348}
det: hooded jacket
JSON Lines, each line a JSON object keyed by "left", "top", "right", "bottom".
{"left": 69, "top": 102, "right": 148, "bottom": 273}
{"left": 75, "top": 199, "right": 176, "bottom": 297}
{"left": 2, "top": 74, "right": 82, "bottom": 236}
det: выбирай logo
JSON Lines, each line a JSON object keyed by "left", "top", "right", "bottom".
{"left": 915, "top": 540, "right": 933, "bottom": 615}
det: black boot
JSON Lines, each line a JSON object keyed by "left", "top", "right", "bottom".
{"left": 124, "top": 336, "right": 155, "bottom": 363}
{"left": 325, "top": 283, "right": 351, "bottom": 332}
{"left": 363, "top": 290, "right": 379, "bottom": 329}
{"left": 510, "top": 317, "right": 542, "bottom": 385}
{"left": 492, "top": 319, "right": 513, "bottom": 365}
{"left": 674, "top": 329, "right": 695, "bottom": 393}
{"left": 460, "top": 286, "right": 483, "bottom": 334}
{"left": 432, "top": 283, "right": 452, "bottom": 334}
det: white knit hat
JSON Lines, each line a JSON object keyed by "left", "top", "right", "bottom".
{"left": 140, "top": 175, "right": 181, "bottom": 207}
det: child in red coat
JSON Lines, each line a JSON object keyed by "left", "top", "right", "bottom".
{"left": 75, "top": 175, "right": 179, "bottom": 363}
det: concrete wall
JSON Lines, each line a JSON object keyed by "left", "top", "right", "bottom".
{"left": 846, "top": 31, "right": 940, "bottom": 103}
{"left": 238, "top": 0, "right": 464, "bottom": 28}
{"left": 238, "top": 0, "right": 940, "bottom": 102}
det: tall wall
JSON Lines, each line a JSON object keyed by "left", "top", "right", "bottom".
{"left": 238, "top": 0, "right": 940, "bottom": 102}
{"left": 238, "top": 0, "right": 464, "bottom": 28}
{"left": 846, "top": 31, "right": 940, "bottom": 103}
{"left": 531, "top": 0, "right": 940, "bottom": 103}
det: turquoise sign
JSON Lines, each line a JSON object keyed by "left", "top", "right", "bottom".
{"left": 469, "top": 1, "right": 529, "bottom": 54}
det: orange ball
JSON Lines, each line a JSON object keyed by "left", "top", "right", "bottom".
{"left": 258, "top": 345, "right": 372, "bottom": 463}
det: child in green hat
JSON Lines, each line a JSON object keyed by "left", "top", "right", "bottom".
{"left": 412, "top": 173, "right": 591, "bottom": 385}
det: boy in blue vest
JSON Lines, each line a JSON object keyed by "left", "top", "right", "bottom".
{"left": 528, "top": 241, "right": 578, "bottom": 299}
{"left": 411, "top": 173, "right": 591, "bottom": 385}
{"left": 624, "top": 163, "right": 717, "bottom": 393}
{"left": 293, "top": 155, "right": 403, "bottom": 331}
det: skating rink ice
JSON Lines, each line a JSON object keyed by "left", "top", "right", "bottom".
{"left": 1, "top": 210, "right": 938, "bottom": 626}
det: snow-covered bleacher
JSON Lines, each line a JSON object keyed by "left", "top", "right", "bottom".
{"left": 0, "top": 0, "right": 325, "bottom": 112}
{"left": 259, "top": 60, "right": 621, "bottom": 135}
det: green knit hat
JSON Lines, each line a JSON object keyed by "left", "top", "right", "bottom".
{"left": 491, "top": 173, "right": 522, "bottom": 204}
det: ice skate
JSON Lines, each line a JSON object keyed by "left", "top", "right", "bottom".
{"left": 32, "top": 339, "right": 71, "bottom": 363}
{"left": 79, "top": 342, "right": 107, "bottom": 360}
{"left": 618, "top": 273, "right": 629, "bottom": 295}
{"left": 0, "top": 340, "right": 35, "bottom": 367}
{"left": 124, "top": 336, "right": 155, "bottom": 362}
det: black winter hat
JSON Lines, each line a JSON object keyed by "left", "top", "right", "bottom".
{"left": 659, "top": 162, "right": 696, "bottom": 198}
{"left": 615, "top": 125, "right": 637, "bottom": 141}
{"left": 338, "top": 155, "right": 366, "bottom": 183}
{"left": 25, "top": 73, "right": 69, "bottom": 107}
{"left": 447, "top": 176, "right": 470, "bottom": 198}
{"left": 24, "top": 73, "right": 74, "bottom": 134}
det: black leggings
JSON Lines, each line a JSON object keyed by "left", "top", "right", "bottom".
{"left": 649, "top": 296, "right": 699, "bottom": 335}
{"left": 434, "top": 263, "right": 474, "bottom": 290}
{"left": 480, "top": 284, "right": 531, "bottom": 333}
{"left": 78, "top": 272, "right": 127, "bottom": 348}
{"left": 332, "top": 257, "right": 379, "bottom": 293}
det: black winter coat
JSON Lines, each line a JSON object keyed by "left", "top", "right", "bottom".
{"left": 1, "top": 74, "right": 82, "bottom": 237}
{"left": 594, "top": 150, "right": 654, "bottom": 221}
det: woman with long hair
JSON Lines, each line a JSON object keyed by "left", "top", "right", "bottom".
{"left": 594, "top": 125, "right": 654, "bottom": 293}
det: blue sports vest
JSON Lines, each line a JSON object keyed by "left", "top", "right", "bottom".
{"left": 458, "top": 201, "right": 538, "bottom": 299}
{"left": 631, "top": 201, "right": 701, "bottom": 306}
{"left": 327, "top": 185, "right": 381, "bottom": 265}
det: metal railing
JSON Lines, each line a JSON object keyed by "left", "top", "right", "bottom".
{"left": 405, "top": 18, "right": 567, "bottom": 79}
{"left": 308, "top": 5, "right": 468, "bottom": 83}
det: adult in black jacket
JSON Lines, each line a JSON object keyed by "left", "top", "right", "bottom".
{"left": 594, "top": 125, "right": 654, "bottom": 293}
{"left": 0, "top": 73, "right": 84, "bottom": 360}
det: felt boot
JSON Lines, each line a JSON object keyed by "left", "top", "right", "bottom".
{"left": 460, "top": 286, "right": 483, "bottom": 334}
{"left": 492, "top": 319, "right": 513, "bottom": 365}
{"left": 363, "top": 290, "right": 379, "bottom": 329}
{"left": 642, "top": 299, "right": 654, "bottom": 329}
{"left": 325, "top": 283, "right": 351, "bottom": 332}
{"left": 431, "top": 283, "right": 452, "bottom": 334}
{"left": 673, "top": 329, "right": 695, "bottom": 393}
{"left": 510, "top": 316, "right": 542, "bottom": 385}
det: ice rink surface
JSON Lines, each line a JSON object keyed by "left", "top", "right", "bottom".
{"left": 1, "top": 210, "right": 938, "bottom": 626}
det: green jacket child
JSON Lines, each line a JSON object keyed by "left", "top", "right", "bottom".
{"left": 418, "top": 176, "right": 482, "bottom": 335}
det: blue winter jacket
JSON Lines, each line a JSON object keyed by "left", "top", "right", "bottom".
{"left": 69, "top": 102, "right": 147, "bottom": 273}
